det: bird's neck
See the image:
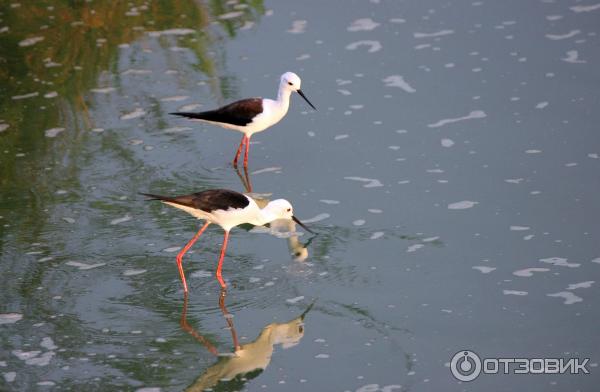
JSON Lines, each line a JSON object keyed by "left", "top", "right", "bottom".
{"left": 251, "top": 204, "right": 279, "bottom": 227}
{"left": 276, "top": 86, "right": 292, "bottom": 106}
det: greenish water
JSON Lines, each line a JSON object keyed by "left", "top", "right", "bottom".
{"left": 1, "top": 0, "right": 599, "bottom": 391}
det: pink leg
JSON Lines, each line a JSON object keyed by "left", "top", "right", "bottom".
{"left": 176, "top": 222, "right": 210, "bottom": 293}
{"left": 243, "top": 135, "right": 251, "bottom": 168}
{"left": 232, "top": 135, "right": 247, "bottom": 167}
{"left": 216, "top": 231, "right": 230, "bottom": 288}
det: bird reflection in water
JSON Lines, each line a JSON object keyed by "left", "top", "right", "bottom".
{"left": 181, "top": 291, "right": 314, "bottom": 391}
{"left": 234, "top": 165, "right": 315, "bottom": 262}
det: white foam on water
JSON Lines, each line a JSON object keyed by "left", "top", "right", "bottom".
{"left": 163, "top": 126, "right": 191, "bottom": 134}
{"left": 428, "top": 110, "right": 486, "bottom": 128}
{"left": 567, "top": 281, "right": 594, "bottom": 290}
{"left": 121, "top": 69, "right": 152, "bottom": 75}
{"left": 159, "top": 96, "right": 188, "bottom": 102}
{"left": 147, "top": 28, "right": 196, "bottom": 37}
{"left": 315, "top": 353, "right": 330, "bottom": 359}
{"left": 120, "top": 108, "right": 146, "bottom": 120}
{"left": 503, "top": 290, "right": 528, "bottom": 296}
{"left": 12, "top": 350, "right": 41, "bottom": 361}
{"left": 3, "top": 372, "right": 16, "bottom": 382}
{"left": 190, "top": 270, "right": 212, "bottom": 278}
{"left": 513, "top": 267, "right": 549, "bottom": 277}
{"left": 591, "top": 257, "right": 600, "bottom": 264}
{"left": 346, "top": 40, "right": 382, "bottom": 53}
{"left": 91, "top": 87, "right": 116, "bottom": 94}
{"left": 348, "top": 18, "right": 380, "bottom": 32}
{"left": 0, "top": 313, "right": 23, "bottom": 325}
{"left": 539, "top": 257, "right": 580, "bottom": 268}
{"left": 447, "top": 200, "right": 478, "bottom": 210}
{"left": 44, "top": 91, "right": 58, "bottom": 98}
{"left": 382, "top": 75, "right": 416, "bottom": 93}
{"left": 535, "top": 101, "right": 549, "bottom": 109}
{"left": 287, "top": 20, "right": 307, "bottom": 34}
{"left": 66, "top": 261, "right": 106, "bottom": 270}
{"left": 570, "top": 3, "right": 600, "bottom": 13}
{"left": 545, "top": 30, "right": 580, "bottom": 40}
{"left": 111, "top": 214, "right": 132, "bottom": 225}
{"left": 12, "top": 92, "right": 39, "bottom": 100}
{"left": 525, "top": 149, "right": 542, "bottom": 154}
{"left": 219, "top": 11, "right": 244, "bottom": 20}
{"left": 547, "top": 291, "right": 582, "bottom": 305}
{"left": 19, "top": 36, "right": 44, "bottom": 47}
{"left": 334, "top": 134, "right": 349, "bottom": 140}
{"left": 353, "top": 219, "right": 366, "bottom": 226}
{"left": 123, "top": 269, "right": 147, "bottom": 276}
{"left": 251, "top": 167, "right": 282, "bottom": 175}
{"left": 407, "top": 244, "right": 424, "bottom": 253}
{"left": 370, "top": 232, "right": 384, "bottom": 240}
{"left": 286, "top": 296, "right": 304, "bottom": 304}
{"left": 510, "top": 226, "right": 530, "bottom": 231}
{"left": 178, "top": 104, "right": 203, "bottom": 111}
{"left": 0, "top": 124, "right": 8, "bottom": 133}
{"left": 472, "top": 266, "right": 496, "bottom": 274}
{"left": 344, "top": 176, "right": 383, "bottom": 188}
{"left": 162, "top": 246, "right": 181, "bottom": 253}
{"left": 414, "top": 30, "right": 454, "bottom": 38}
{"left": 441, "top": 138, "right": 454, "bottom": 147}
{"left": 562, "top": 50, "right": 586, "bottom": 63}
{"left": 44, "top": 128, "right": 65, "bottom": 138}
{"left": 319, "top": 200, "right": 340, "bottom": 205}
{"left": 301, "top": 213, "right": 330, "bottom": 223}
{"left": 40, "top": 337, "right": 57, "bottom": 351}
{"left": 135, "top": 388, "right": 162, "bottom": 392}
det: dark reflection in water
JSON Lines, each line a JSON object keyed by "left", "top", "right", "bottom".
{"left": 181, "top": 290, "right": 313, "bottom": 391}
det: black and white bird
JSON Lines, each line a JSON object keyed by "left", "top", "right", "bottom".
{"left": 141, "top": 189, "right": 313, "bottom": 291}
{"left": 170, "top": 72, "right": 316, "bottom": 168}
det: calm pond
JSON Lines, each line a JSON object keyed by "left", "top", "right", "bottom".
{"left": 1, "top": 0, "right": 599, "bottom": 391}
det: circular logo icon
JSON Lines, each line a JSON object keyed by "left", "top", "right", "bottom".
{"left": 450, "top": 350, "right": 482, "bottom": 382}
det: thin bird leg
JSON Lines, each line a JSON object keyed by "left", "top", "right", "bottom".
{"left": 243, "top": 135, "right": 251, "bottom": 168}
{"left": 215, "top": 231, "right": 230, "bottom": 288}
{"left": 219, "top": 289, "right": 241, "bottom": 351}
{"left": 232, "top": 135, "right": 247, "bottom": 167}
{"left": 176, "top": 222, "right": 210, "bottom": 293}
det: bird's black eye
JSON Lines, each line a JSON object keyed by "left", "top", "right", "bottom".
{"left": 298, "top": 325, "right": 304, "bottom": 333}
{"left": 286, "top": 208, "right": 292, "bottom": 212}
{"left": 288, "top": 82, "right": 293, "bottom": 86}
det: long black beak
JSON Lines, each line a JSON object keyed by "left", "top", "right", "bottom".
{"left": 297, "top": 89, "right": 317, "bottom": 110}
{"left": 292, "top": 215, "right": 315, "bottom": 234}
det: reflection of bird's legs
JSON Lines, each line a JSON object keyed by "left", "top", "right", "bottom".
{"left": 219, "top": 289, "right": 241, "bottom": 351}
{"left": 234, "top": 164, "right": 253, "bottom": 193}
{"left": 232, "top": 135, "right": 247, "bottom": 168}
{"left": 180, "top": 292, "right": 219, "bottom": 356}
{"left": 176, "top": 222, "right": 210, "bottom": 293}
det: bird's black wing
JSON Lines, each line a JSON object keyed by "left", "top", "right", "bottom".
{"left": 141, "top": 189, "right": 249, "bottom": 212}
{"left": 170, "top": 98, "right": 263, "bottom": 126}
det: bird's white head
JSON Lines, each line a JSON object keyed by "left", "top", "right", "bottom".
{"left": 261, "top": 199, "right": 314, "bottom": 233}
{"left": 264, "top": 199, "right": 295, "bottom": 221}
{"left": 279, "top": 71, "right": 317, "bottom": 110}
{"left": 281, "top": 71, "right": 302, "bottom": 92}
